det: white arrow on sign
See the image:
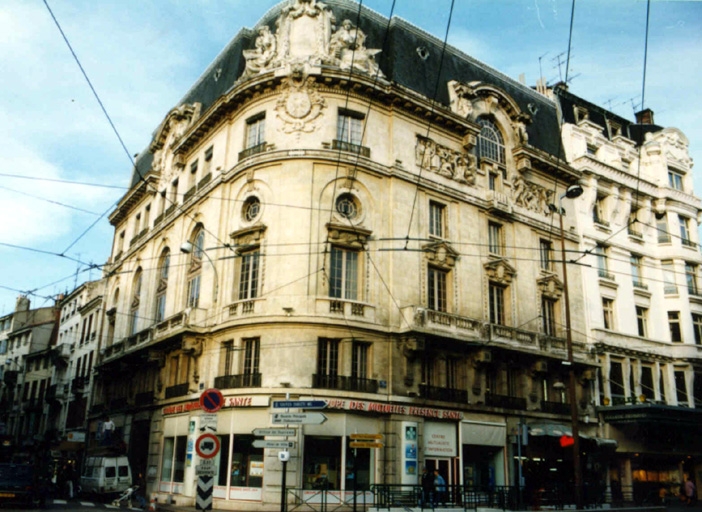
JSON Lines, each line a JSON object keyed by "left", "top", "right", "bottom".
{"left": 252, "top": 440, "right": 295, "bottom": 449}
{"left": 271, "top": 412, "right": 327, "bottom": 425}
{"left": 199, "top": 413, "right": 217, "bottom": 433}
{"left": 252, "top": 428, "right": 297, "bottom": 437}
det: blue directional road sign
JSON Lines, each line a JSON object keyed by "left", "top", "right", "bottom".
{"left": 273, "top": 400, "right": 327, "bottom": 409}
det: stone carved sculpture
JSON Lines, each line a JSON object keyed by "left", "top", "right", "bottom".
{"left": 415, "top": 135, "right": 477, "bottom": 185}
{"left": 510, "top": 172, "right": 554, "bottom": 216}
{"left": 241, "top": 0, "right": 384, "bottom": 80}
{"left": 274, "top": 69, "right": 327, "bottom": 133}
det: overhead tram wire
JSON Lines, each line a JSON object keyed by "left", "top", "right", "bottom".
{"left": 403, "top": 0, "right": 456, "bottom": 251}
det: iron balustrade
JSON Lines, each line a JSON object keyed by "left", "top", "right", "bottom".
{"left": 484, "top": 393, "right": 527, "bottom": 410}
{"left": 312, "top": 374, "right": 379, "bottom": 393}
{"left": 419, "top": 384, "right": 468, "bottom": 403}
{"left": 214, "top": 372, "right": 262, "bottom": 389}
{"left": 540, "top": 399, "right": 571, "bottom": 415}
{"left": 238, "top": 142, "right": 267, "bottom": 161}
{"left": 164, "top": 382, "right": 189, "bottom": 399}
{"left": 331, "top": 139, "right": 371, "bottom": 158}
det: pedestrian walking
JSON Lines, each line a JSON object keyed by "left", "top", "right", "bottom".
{"left": 433, "top": 470, "right": 446, "bottom": 507}
{"left": 685, "top": 477, "right": 696, "bottom": 506}
{"left": 420, "top": 466, "right": 434, "bottom": 507}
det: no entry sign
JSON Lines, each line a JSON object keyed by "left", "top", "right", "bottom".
{"left": 199, "top": 388, "right": 224, "bottom": 413}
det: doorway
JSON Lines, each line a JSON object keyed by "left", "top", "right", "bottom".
{"left": 424, "top": 458, "right": 454, "bottom": 484}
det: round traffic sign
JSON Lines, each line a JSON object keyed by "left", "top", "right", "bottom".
{"left": 195, "top": 433, "right": 220, "bottom": 459}
{"left": 200, "top": 388, "right": 224, "bottom": 413}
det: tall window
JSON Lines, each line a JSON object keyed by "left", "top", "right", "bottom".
{"left": 317, "top": 338, "right": 340, "bottom": 377}
{"left": 631, "top": 254, "right": 644, "bottom": 288}
{"left": 129, "top": 269, "right": 142, "bottom": 336}
{"left": 186, "top": 228, "right": 205, "bottom": 308}
{"left": 203, "top": 146, "right": 213, "bottom": 174}
{"left": 659, "top": 367, "right": 667, "bottom": 402}
{"left": 641, "top": 366, "right": 655, "bottom": 400}
{"left": 352, "top": 342, "right": 369, "bottom": 380}
{"left": 686, "top": 263, "right": 699, "bottom": 295}
{"left": 488, "top": 222, "right": 503, "bottom": 255}
{"left": 602, "top": 297, "right": 615, "bottom": 330}
{"left": 609, "top": 361, "right": 625, "bottom": 400}
{"left": 489, "top": 283, "right": 505, "bottom": 325}
{"left": 636, "top": 306, "right": 648, "bottom": 337}
{"left": 246, "top": 113, "right": 266, "bottom": 149}
{"left": 541, "top": 297, "right": 557, "bottom": 336}
{"left": 693, "top": 313, "right": 702, "bottom": 345}
{"left": 592, "top": 195, "right": 607, "bottom": 225}
{"left": 242, "top": 337, "right": 260, "bottom": 386}
{"left": 330, "top": 247, "right": 358, "bottom": 300}
{"left": 429, "top": 201, "right": 446, "bottom": 238}
{"left": 477, "top": 118, "right": 505, "bottom": 165}
{"left": 155, "top": 250, "right": 170, "bottom": 322}
{"left": 337, "top": 109, "right": 364, "bottom": 145}
{"left": 540, "top": 239, "right": 553, "bottom": 271}
{"left": 675, "top": 370, "right": 688, "bottom": 405}
{"left": 595, "top": 244, "right": 610, "bottom": 279}
{"left": 161, "top": 436, "right": 187, "bottom": 484}
{"left": 427, "top": 267, "right": 448, "bottom": 312}
{"left": 662, "top": 260, "right": 677, "bottom": 294}
{"left": 679, "top": 215, "right": 692, "bottom": 246}
{"left": 668, "top": 170, "right": 684, "bottom": 190}
{"left": 657, "top": 216, "right": 670, "bottom": 243}
{"left": 668, "top": 311, "right": 682, "bottom": 342}
{"left": 238, "top": 249, "right": 260, "bottom": 300}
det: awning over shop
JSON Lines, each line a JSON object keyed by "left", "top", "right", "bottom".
{"left": 528, "top": 422, "right": 618, "bottom": 449}
{"left": 462, "top": 421, "right": 506, "bottom": 446}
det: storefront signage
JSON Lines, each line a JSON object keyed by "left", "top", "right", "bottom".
{"left": 424, "top": 422, "right": 457, "bottom": 457}
{"left": 162, "top": 395, "right": 268, "bottom": 415}
{"left": 323, "top": 398, "right": 463, "bottom": 420}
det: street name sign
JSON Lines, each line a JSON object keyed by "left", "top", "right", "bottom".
{"left": 349, "top": 441, "right": 384, "bottom": 449}
{"left": 252, "top": 428, "right": 297, "bottom": 437}
{"left": 272, "top": 400, "right": 327, "bottom": 409}
{"left": 252, "top": 440, "right": 296, "bottom": 449}
{"left": 271, "top": 412, "right": 327, "bottom": 424}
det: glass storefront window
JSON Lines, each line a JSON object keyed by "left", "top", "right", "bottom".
{"left": 161, "top": 435, "right": 187, "bottom": 483}
{"left": 345, "top": 439, "right": 372, "bottom": 490}
{"left": 229, "top": 435, "right": 263, "bottom": 488}
{"left": 304, "top": 436, "right": 341, "bottom": 489}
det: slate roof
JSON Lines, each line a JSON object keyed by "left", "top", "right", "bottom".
{"left": 129, "top": 0, "right": 649, "bottom": 188}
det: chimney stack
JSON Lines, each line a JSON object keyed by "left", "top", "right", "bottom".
{"left": 635, "top": 108, "right": 654, "bottom": 125}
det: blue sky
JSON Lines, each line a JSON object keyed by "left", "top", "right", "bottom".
{"left": 0, "top": 0, "right": 700, "bottom": 314}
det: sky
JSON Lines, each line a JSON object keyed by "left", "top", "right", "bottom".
{"left": 0, "top": 0, "right": 700, "bottom": 315}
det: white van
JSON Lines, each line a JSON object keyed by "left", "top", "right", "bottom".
{"left": 80, "top": 456, "right": 132, "bottom": 495}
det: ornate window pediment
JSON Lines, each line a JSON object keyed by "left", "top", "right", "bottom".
{"left": 423, "top": 241, "right": 459, "bottom": 270}
{"left": 483, "top": 258, "right": 516, "bottom": 285}
{"left": 326, "top": 223, "right": 371, "bottom": 249}
{"left": 537, "top": 275, "right": 564, "bottom": 300}
{"left": 230, "top": 224, "right": 267, "bottom": 250}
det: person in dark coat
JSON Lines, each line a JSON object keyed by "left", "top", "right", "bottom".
{"left": 421, "top": 466, "right": 434, "bottom": 507}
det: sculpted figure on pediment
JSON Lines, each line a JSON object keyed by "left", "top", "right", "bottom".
{"left": 329, "top": 19, "right": 384, "bottom": 77}
{"left": 510, "top": 172, "right": 554, "bottom": 216}
{"left": 243, "top": 26, "right": 277, "bottom": 78}
{"left": 415, "top": 135, "right": 477, "bottom": 186}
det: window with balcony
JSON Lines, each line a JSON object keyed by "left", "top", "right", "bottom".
{"left": 242, "top": 337, "right": 260, "bottom": 387}
{"left": 592, "top": 195, "right": 608, "bottom": 226}
{"left": 686, "top": 263, "right": 699, "bottom": 296}
{"left": 609, "top": 361, "right": 625, "bottom": 404}
{"left": 155, "top": 249, "right": 170, "bottom": 323}
{"left": 662, "top": 260, "right": 677, "bottom": 294}
{"left": 540, "top": 239, "right": 553, "bottom": 271}
{"left": 129, "top": 269, "right": 142, "bottom": 336}
{"left": 631, "top": 254, "right": 645, "bottom": 289}
{"left": 669, "top": 311, "right": 682, "bottom": 342}
{"left": 641, "top": 366, "right": 655, "bottom": 401}
{"left": 675, "top": 370, "right": 688, "bottom": 405}
{"left": 334, "top": 109, "right": 368, "bottom": 156}
{"left": 693, "top": 313, "right": 702, "bottom": 345}
{"left": 602, "top": 297, "right": 615, "bottom": 330}
{"left": 636, "top": 306, "right": 648, "bottom": 337}
{"left": 488, "top": 222, "right": 503, "bottom": 256}
{"left": 316, "top": 338, "right": 340, "bottom": 388}
{"left": 657, "top": 216, "right": 670, "bottom": 243}
{"left": 352, "top": 341, "right": 369, "bottom": 381}
{"left": 679, "top": 215, "right": 695, "bottom": 248}
{"left": 186, "top": 228, "right": 205, "bottom": 308}
{"left": 541, "top": 297, "right": 557, "bottom": 336}
{"left": 595, "top": 244, "right": 612, "bottom": 280}
{"left": 428, "top": 266, "right": 448, "bottom": 312}
{"left": 241, "top": 113, "right": 266, "bottom": 159}
{"left": 329, "top": 247, "right": 358, "bottom": 301}
{"left": 477, "top": 118, "right": 505, "bottom": 165}
{"left": 429, "top": 201, "right": 446, "bottom": 238}
{"left": 187, "top": 159, "right": 198, "bottom": 198}
{"left": 668, "top": 169, "right": 684, "bottom": 190}
{"left": 489, "top": 283, "right": 506, "bottom": 325}
{"left": 238, "top": 249, "right": 260, "bottom": 301}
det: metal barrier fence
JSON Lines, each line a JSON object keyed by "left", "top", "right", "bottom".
{"left": 371, "top": 484, "right": 520, "bottom": 510}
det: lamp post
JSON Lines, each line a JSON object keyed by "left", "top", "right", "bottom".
{"left": 181, "top": 241, "right": 219, "bottom": 305}
{"left": 555, "top": 184, "right": 584, "bottom": 509}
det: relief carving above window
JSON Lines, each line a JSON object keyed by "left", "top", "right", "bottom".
{"left": 537, "top": 275, "right": 564, "bottom": 300}
{"left": 230, "top": 224, "right": 267, "bottom": 249}
{"left": 326, "top": 223, "right": 371, "bottom": 249}
{"left": 415, "top": 135, "right": 477, "bottom": 185}
{"left": 422, "top": 241, "right": 459, "bottom": 270}
{"left": 150, "top": 103, "right": 202, "bottom": 184}
{"left": 483, "top": 258, "right": 516, "bottom": 285}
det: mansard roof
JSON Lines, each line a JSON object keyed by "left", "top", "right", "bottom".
{"left": 130, "top": 0, "right": 566, "bottom": 187}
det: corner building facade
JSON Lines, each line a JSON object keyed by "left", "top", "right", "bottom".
{"left": 93, "top": 1, "right": 603, "bottom": 509}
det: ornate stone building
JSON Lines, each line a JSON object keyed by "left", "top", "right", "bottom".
{"left": 89, "top": 0, "right": 698, "bottom": 509}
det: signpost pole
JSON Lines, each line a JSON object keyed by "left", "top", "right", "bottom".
{"left": 280, "top": 459, "right": 287, "bottom": 512}
{"left": 352, "top": 448, "right": 358, "bottom": 512}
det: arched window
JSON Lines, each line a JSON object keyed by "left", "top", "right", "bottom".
{"left": 186, "top": 228, "right": 205, "bottom": 308}
{"left": 477, "top": 118, "right": 505, "bottom": 165}
{"left": 129, "top": 269, "right": 142, "bottom": 335}
{"left": 155, "top": 249, "right": 170, "bottom": 322}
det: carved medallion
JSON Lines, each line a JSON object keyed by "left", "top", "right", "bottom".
{"left": 275, "top": 74, "right": 326, "bottom": 133}
{"left": 285, "top": 91, "right": 312, "bottom": 118}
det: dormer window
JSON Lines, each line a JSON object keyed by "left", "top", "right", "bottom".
{"left": 668, "top": 169, "right": 684, "bottom": 191}
{"left": 477, "top": 118, "right": 505, "bottom": 165}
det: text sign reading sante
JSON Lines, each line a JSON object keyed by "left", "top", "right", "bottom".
{"left": 271, "top": 412, "right": 327, "bottom": 424}
{"left": 272, "top": 400, "right": 327, "bottom": 409}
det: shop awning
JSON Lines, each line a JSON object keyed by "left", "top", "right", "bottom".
{"left": 528, "top": 423, "right": 618, "bottom": 449}
{"left": 462, "top": 421, "right": 506, "bottom": 446}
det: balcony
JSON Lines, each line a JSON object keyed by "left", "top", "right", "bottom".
{"left": 419, "top": 384, "right": 468, "bottom": 404}
{"left": 184, "top": 186, "right": 197, "bottom": 202}
{"left": 331, "top": 139, "right": 371, "bottom": 158}
{"left": 198, "top": 172, "right": 212, "bottom": 189}
{"left": 164, "top": 382, "right": 190, "bottom": 399}
{"left": 541, "top": 400, "right": 571, "bottom": 415}
{"left": 484, "top": 393, "right": 527, "bottom": 410}
{"left": 238, "top": 142, "right": 267, "bottom": 161}
{"left": 598, "top": 269, "right": 615, "bottom": 281}
{"left": 228, "top": 300, "right": 257, "bottom": 317}
{"left": 633, "top": 280, "right": 648, "bottom": 290}
{"left": 401, "top": 306, "right": 482, "bottom": 338}
{"left": 485, "top": 323, "right": 539, "bottom": 349}
{"left": 329, "top": 300, "right": 365, "bottom": 317}
{"left": 214, "top": 373, "right": 261, "bottom": 389}
{"left": 682, "top": 238, "right": 698, "bottom": 250}
{"left": 312, "top": 374, "right": 379, "bottom": 393}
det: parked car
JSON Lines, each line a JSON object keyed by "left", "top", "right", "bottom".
{"left": 80, "top": 456, "right": 132, "bottom": 496}
{"left": 0, "top": 463, "right": 46, "bottom": 508}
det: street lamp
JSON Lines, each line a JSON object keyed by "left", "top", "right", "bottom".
{"left": 181, "top": 241, "right": 219, "bottom": 304}
{"left": 554, "top": 183, "right": 584, "bottom": 508}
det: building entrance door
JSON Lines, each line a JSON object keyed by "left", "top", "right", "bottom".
{"left": 424, "top": 458, "right": 454, "bottom": 484}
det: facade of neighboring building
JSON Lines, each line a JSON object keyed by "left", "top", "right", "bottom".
{"left": 90, "top": 1, "right": 611, "bottom": 509}
{"left": 557, "top": 89, "right": 702, "bottom": 504}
